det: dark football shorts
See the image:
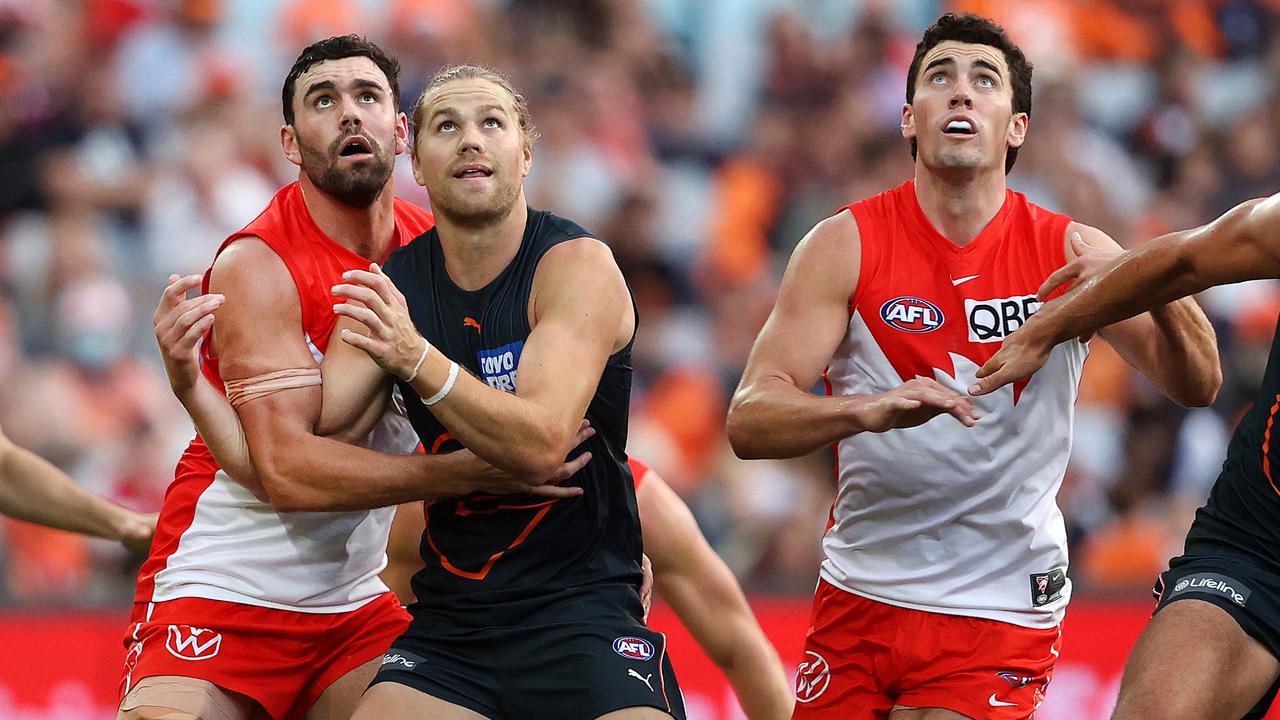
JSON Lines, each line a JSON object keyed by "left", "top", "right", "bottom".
{"left": 1154, "top": 551, "right": 1280, "bottom": 718}
{"left": 369, "top": 584, "right": 685, "bottom": 720}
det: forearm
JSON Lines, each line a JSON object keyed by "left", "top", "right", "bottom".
{"left": 727, "top": 377, "right": 863, "bottom": 459}
{"left": 408, "top": 355, "right": 564, "bottom": 476}
{"left": 1140, "top": 297, "right": 1221, "bottom": 406}
{"left": 0, "top": 444, "right": 138, "bottom": 541}
{"left": 1041, "top": 237, "right": 1204, "bottom": 345}
{"left": 720, "top": 632, "right": 794, "bottom": 720}
{"left": 256, "top": 433, "right": 478, "bottom": 512}
{"left": 176, "top": 378, "right": 262, "bottom": 495}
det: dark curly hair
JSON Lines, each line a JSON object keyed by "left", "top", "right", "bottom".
{"left": 281, "top": 35, "right": 401, "bottom": 126}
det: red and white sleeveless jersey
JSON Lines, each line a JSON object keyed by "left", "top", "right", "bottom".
{"left": 821, "top": 180, "right": 1086, "bottom": 628}
{"left": 135, "top": 182, "right": 435, "bottom": 613}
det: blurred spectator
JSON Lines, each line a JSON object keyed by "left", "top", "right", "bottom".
{"left": 0, "top": 0, "right": 1276, "bottom": 606}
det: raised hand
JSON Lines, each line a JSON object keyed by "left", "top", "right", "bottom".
{"left": 851, "top": 377, "right": 980, "bottom": 433}
{"left": 1037, "top": 232, "right": 1122, "bottom": 302}
{"left": 969, "top": 319, "right": 1055, "bottom": 397}
{"left": 332, "top": 263, "right": 427, "bottom": 381}
{"left": 153, "top": 273, "right": 223, "bottom": 398}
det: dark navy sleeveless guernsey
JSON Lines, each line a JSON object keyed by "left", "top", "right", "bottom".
{"left": 381, "top": 207, "right": 642, "bottom": 613}
{"left": 1180, "top": 312, "right": 1280, "bottom": 570}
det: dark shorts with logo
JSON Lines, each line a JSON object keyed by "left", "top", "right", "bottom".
{"left": 1154, "top": 552, "right": 1280, "bottom": 717}
{"left": 369, "top": 584, "right": 685, "bottom": 720}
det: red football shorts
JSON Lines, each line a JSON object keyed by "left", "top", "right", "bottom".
{"left": 792, "top": 579, "right": 1061, "bottom": 720}
{"left": 120, "top": 593, "right": 410, "bottom": 720}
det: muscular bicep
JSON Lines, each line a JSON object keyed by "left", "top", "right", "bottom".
{"left": 208, "top": 239, "right": 324, "bottom": 466}
{"left": 518, "top": 238, "right": 632, "bottom": 435}
{"left": 738, "top": 211, "right": 860, "bottom": 391}
{"left": 1201, "top": 195, "right": 1280, "bottom": 284}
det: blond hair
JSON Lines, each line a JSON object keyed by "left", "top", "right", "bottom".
{"left": 411, "top": 65, "right": 539, "bottom": 152}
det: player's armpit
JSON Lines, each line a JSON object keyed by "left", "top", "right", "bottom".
{"left": 727, "top": 210, "right": 866, "bottom": 459}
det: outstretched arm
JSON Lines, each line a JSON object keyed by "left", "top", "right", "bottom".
{"left": 0, "top": 425, "right": 155, "bottom": 552}
{"left": 638, "top": 466, "right": 793, "bottom": 720}
{"left": 726, "top": 211, "right": 978, "bottom": 460}
{"left": 1061, "top": 223, "right": 1221, "bottom": 407}
{"left": 973, "top": 196, "right": 1280, "bottom": 395}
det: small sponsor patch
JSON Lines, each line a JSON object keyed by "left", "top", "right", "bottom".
{"left": 1168, "top": 572, "right": 1251, "bottom": 607}
{"left": 997, "top": 671, "right": 1034, "bottom": 688}
{"left": 476, "top": 340, "right": 524, "bottom": 393}
{"left": 880, "top": 296, "right": 945, "bottom": 333}
{"left": 1030, "top": 568, "right": 1066, "bottom": 607}
{"left": 381, "top": 649, "right": 427, "bottom": 671}
{"left": 165, "top": 625, "right": 222, "bottom": 661}
{"left": 965, "top": 294, "right": 1042, "bottom": 343}
{"left": 795, "top": 651, "right": 831, "bottom": 703}
{"left": 612, "top": 636, "right": 655, "bottom": 661}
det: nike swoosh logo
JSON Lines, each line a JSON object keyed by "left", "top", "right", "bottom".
{"left": 989, "top": 693, "right": 1019, "bottom": 707}
{"left": 951, "top": 274, "right": 980, "bottom": 286}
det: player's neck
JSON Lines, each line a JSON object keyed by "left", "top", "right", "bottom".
{"left": 298, "top": 174, "right": 399, "bottom": 263}
{"left": 436, "top": 193, "right": 529, "bottom": 291}
{"left": 913, "top": 165, "right": 1007, "bottom": 247}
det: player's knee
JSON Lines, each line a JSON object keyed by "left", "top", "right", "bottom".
{"left": 119, "top": 705, "right": 203, "bottom": 720}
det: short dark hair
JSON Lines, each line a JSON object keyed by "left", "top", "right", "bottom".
{"left": 906, "top": 13, "right": 1032, "bottom": 174}
{"left": 281, "top": 35, "right": 401, "bottom": 126}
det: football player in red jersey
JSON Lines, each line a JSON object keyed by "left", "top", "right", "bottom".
{"left": 727, "top": 12, "right": 1218, "bottom": 720}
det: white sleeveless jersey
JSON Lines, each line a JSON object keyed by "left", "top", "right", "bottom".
{"left": 821, "top": 181, "right": 1085, "bottom": 628}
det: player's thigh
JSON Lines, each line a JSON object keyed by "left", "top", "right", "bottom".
{"left": 1111, "top": 598, "right": 1278, "bottom": 720}
{"left": 119, "top": 675, "right": 259, "bottom": 720}
{"left": 352, "top": 681, "right": 490, "bottom": 720}
{"left": 595, "top": 708, "right": 675, "bottom": 720}
{"left": 303, "top": 657, "right": 380, "bottom": 720}
{"left": 889, "top": 707, "right": 971, "bottom": 720}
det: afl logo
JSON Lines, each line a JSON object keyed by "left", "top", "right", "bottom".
{"left": 612, "top": 636, "right": 655, "bottom": 661}
{"left": 881, "top": 296, "right": 944, "bottom": 333}
{"left": 795, "top": 650, "right": 831, "bottom": 703}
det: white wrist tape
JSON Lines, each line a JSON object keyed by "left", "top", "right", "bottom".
{"left": 422, "top": 361, "right": 459, "bottom": 406}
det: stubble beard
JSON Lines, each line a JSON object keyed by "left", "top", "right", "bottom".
{"left": 298, "top": 134, "right": 394, "bottom": 209}
{"left": 430, "top": 173, "right": 523, "bottom": 229}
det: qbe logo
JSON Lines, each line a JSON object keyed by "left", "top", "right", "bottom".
{"left": 612, "top": 636, "right": 655, "bottom": 661}
{"left": 165, "top": 625, "right": 222, "bottom": 661}
{"left": 880, "top": 297, "right": 944, "bottom": 333}
{"left": 965, "top": 295, "right": 1043, "bottom": 343}
{"left": 795, "top": 651, "right": 831, "bottom": 703}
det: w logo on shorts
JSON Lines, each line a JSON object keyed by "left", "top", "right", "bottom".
{"left": 165, "top": 625, "right": 222, "bottom": 661}
{"left": 795, "top": 651, "right": 831, "bottom": 703}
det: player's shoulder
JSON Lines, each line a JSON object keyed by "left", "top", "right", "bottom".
{"left": 210, "top": 236, "right": 290, "bottom": 292}
{"left": 531, "top": 207, "right": 596, "bottom": 245}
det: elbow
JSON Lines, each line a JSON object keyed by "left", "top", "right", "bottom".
{"left": 1179, "top": 366, "right": 1222, "bottom": 408}
{"left": 725, "top": 398, "right": 766, "bottom": 460}
{"left": 256, "top": 457, "right": 330, "bottom": 513}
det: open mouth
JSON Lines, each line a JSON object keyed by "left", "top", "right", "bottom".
{"left": 453, "top": 164, "right": 494, "bottom": 179}
{"left": 943, "top": 118, "right": 975, "bottom": 136}
{"left": 338, "top": 136, "right": 373, "bottom": 157}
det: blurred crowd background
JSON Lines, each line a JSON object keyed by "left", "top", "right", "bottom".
{"left": 0, "top": 0, "right": 1277, "bottom": 608}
